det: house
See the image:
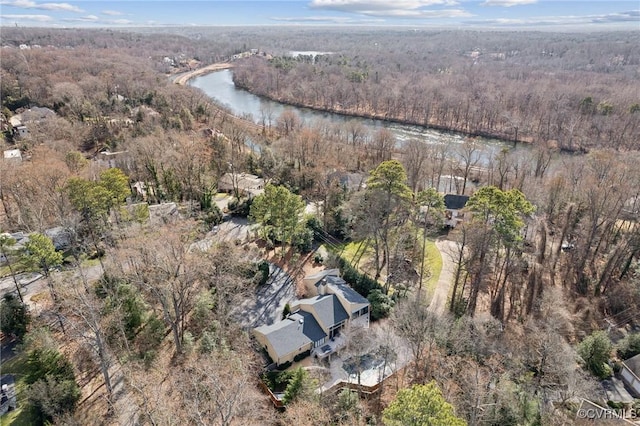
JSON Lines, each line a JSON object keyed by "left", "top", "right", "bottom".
{"left": 444, "top": 194, "right": 470, "bottom": 228}
{"left": 44, "top": 227, "right": 71, "bottom": 250}
{"left": 9, "top": 107, "right": 56, "bottom": 138}
{"left": 3, "top": 149, "right": 22, "bottom": 162}
{"left": 254, "top": 271, "right": 370, "bottom": 366}
{"left": 327, "top": 171, "right": 366, "bottom": 192}
{"left": 8, "top": 116, "right": 27, "bottom": 138}
{"left": 218, "top": 172, "right": 264, "bottom": 198}
{"left": 621, "top": 353, "right": 640, "bottom": 397}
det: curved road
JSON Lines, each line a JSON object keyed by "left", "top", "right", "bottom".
{"left": 173, "top": 62, "right": 233, "bottom": 86}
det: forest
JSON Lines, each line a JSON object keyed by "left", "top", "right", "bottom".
{"left": 0, "top": 26, "right": 639, "bottom": 425}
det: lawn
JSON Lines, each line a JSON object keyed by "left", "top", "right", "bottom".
{"left": 0, "top": 353, "right": 38, "bottom": 426}
{"left": 327, "top": 235, "right": 442, "bottom": 300}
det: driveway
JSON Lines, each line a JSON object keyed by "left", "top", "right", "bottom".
{"left": 233, "top": 263, "right": 297, "bottom": 329}
{"left": 428, "top": 238, "right": 459, "bottom": 315}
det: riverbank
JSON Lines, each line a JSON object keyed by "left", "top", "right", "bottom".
{"left": 173, "top": 62, "right": 234, "bottom": 86}
{"left": 233, "top": 79, "right": 531, "bottom": 146}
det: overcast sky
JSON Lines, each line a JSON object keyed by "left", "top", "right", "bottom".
{"left": 1, "top": 0, "right": 638, "bottom": 30}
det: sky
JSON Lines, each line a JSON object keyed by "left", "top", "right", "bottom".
{"left": 0, "top": 0, "right": 638, "bottom": 30}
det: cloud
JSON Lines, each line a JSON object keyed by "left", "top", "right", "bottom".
{"left": 591, "top": 10, "right": 640, "bottom": 23}
{"left": 62, "top": 14, "right": 99, "bottom": 22}
{"left": 101, "top": 10, "right": 124, "bottom": 16}
{"left": 1, "top": 0, "right": 82, "bottom": 12}
{"left": 0, "top": 13, "right": 53, "bottom": 21}
{"left": 270, "top": 15, "right": 385, "bottom": 24}
{"left": 109, "top": 19, "right": 133, "bottom": 25}
{"left": 481, "top": 0, "right": 537, "bottom": 6}
{"left": 309, "top": 0, "right": 468, "bottom": 18}
{"left": 465, "top": 10, "right": 640, "bottom": 27}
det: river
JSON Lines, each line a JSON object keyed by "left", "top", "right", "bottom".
{"left": 189, "top": 69, "right": 524, "bottom": 164}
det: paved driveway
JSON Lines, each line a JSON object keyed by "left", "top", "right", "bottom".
{"left": 233, "top": 263, "right": 297, "bottom": 329}
{"left": 428, "top": 238, "right": 459, "bottom": 315}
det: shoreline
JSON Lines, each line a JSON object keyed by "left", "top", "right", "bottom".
{"left": 173, "top": 62, "right": 234, "bottom": 86}
{"left": 233, "top": 79, "right": 528, "bottom": 146}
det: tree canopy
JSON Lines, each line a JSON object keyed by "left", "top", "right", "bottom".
{"left": 249, "top": 184, "right": 305, "bottom": 249}
{"left": 466, "top": 186, "right": 535, "bottom": 245}
{"left": 24, "top": 233, "right": 63, "bottom": 277}
{"left": 383, "top": 382, "right": 466, "bottom": 426}
{"left": 0, "top": 294, "right": 30, "bottom": 340}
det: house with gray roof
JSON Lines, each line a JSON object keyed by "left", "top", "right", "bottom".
{"left": 444, "top": 194, "right": 470, "bottom": 228}
{"left": 254, "top": 271, "right": 370, "bottom": 366}
{"left": 621, "top": 353, "right": 640, "bottom": 397}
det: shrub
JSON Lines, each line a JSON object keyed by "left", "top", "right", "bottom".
{"left": 256, "top": 261, "right": 270, "bottom": 286}
{"left": 276, "top": 360, "right": 292, "bottom": 371}
{"left": 293, "top": 349, "right": 311, "bottom": 362}
{"left": 578, "top": 330, "right": 613, "bottom": 379}
{"left": 616, "top": 333, "right": 640, "bottom": 360}
{"left": 203, "top": 203, "right": 223, "bottom": 226}
{"left": 292, "top": 227, "right": 313, "bottom": 253}
{"left": 368, "top": 289, "right": 395, "bottom": 321}
{"left": 0, "top": 293, "right": 30, "bottom": 340}
{"left": 23, "top": 343, "right": 80, "bottom": 424}
{"left": 29, "top": 376, "right": 81, "bottom": 423}
{"left": 227, "top": 197, "right": 252, "bottom": 217}
{"left": 136, "top": 314, "right": 165, "bottom": 361}
{"left": 336, "top": 255, "right": 383, "bottom": 298}
{"left": 282, "top": 303, "right": 291, "bottom": 320}
{"left": 305, "top": 215, "right": 323, "bottom": 241}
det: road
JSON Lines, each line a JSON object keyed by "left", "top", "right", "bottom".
{"left": 0, "top": 264, "right": 103, "bottom": 312}
{"left": 173, "top": 62, "right": 233, "bottom": 86}
{"left": 428, "top": 238, "right": 459, "bottom": 315}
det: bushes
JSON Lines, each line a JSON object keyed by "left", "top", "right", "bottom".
{"left": 0, "top": 294, "right": 30, "bottom": 340}
{"left": 293, "top": 349, "right": 311, "bottom": 362}
{"left": 335, "top": 255, "right": 382, "bottom": 298}
{"left": 578, "top": 330, "right": 613, "bottom": 379}
{"left": 292, "top": 227, "right": 314, "bottom": 253}
{"left": 203, "top": 203, "right": 223, "bottom": 226}
{"left": 617, "top": 333, "right": 640, "bottom": 360}
{"left": 367, "top": 289, "right": 395, "bottom": 321}
{"left": 227, "top": 197, "right": 253, "bottom": 217}
{"left": 22, "top": 331, "right": 80, "bottom": 424}
{"left": 333, "top": 254, "right": 395, "bottom": 320}
{"left": 256, "top": 261, "right": 270, "bottom": 286}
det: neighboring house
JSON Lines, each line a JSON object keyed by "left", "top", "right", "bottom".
{"left": 9, "top": 116, "right": 27, "bottom": 138}
{"left": 327, "top": 171, "right": 366, "bottom": 192}
{"left": 148, "top": 202, "right": 180, "bottom": 226}
{"left": 218, "top": 172, "right": 265, "bottom": 198}
{"left": 444, "top": 194, "right": 470, "bottom": 228}
{"left": 14, "top": 126, "right": 28, "bottom": 138}
{"left": 254, "top": 270, "right": 370, "bottom": 366}
{"left": 9, "top": 107, "right": 57, "bottom": 138}
{"left": 3, "top": 149, "right": 22, "bottom": 162}
{"left": 44, "top": 227, "right": 71, "bottom": 250}
{"left": 621, "top": 353, "right": 640, "bottom": 397}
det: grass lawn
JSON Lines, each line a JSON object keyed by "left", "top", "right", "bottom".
{"left": 0, "top": 353, "right": 38, "bottom": 426}
{"left": 327, "top": 236, "right": 442, "bottom": 300}
{"left": 422, "top": 238, "right": 442, "bottom": 304}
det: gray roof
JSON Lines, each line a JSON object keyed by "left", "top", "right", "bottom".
{"left": 444, "top": 194, "right": 469, "bottom": 210}
{"left": 325, "top": 276, "right": 369, "bottom": 306}
{"left": 297, "top": 294, "right": 349, "bottom": 330}
{"left": 255, "top": 311, "right": 326, "bottom": 358}
{"left": 625, "top": 353, "right": 640, "bottom": 376}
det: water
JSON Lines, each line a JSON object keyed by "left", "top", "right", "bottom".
{"left": 189, "top": 69, "right": 521, "bottom": 164}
